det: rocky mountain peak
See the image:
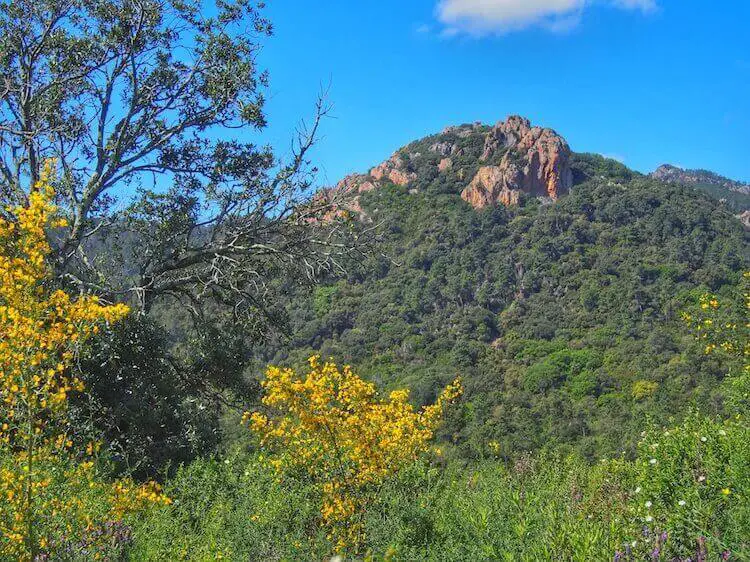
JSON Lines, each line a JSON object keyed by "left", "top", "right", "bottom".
{"left": 317, "top": 115, "right": 574, "bottom": 218}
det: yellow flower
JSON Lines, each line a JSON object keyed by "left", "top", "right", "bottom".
{"left": 0, "top": 162, "right": 167, "bottom": 559}
{"left": 245, "top": 357, "right": 462, "bottom": 552}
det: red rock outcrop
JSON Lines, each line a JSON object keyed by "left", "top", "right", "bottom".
{"left": 461, "top": 166, "right": 521, "bottom": 209}
{"left": 308, "top": 173, "right": 376, "bottom": 222}
{"left": 461, "top": 115, "right": 572, "bottom": 208}
{"left": 370, "top": 154, "right": 416, "bottom": 186}
{"left": 310, "top": 150, "right": 419, "bottom": 223}
{"left": 313, "top": 115, "right": 574, "bottom": 221}
{"left": 336, "top": 173, "right": 377, "bottom": 195}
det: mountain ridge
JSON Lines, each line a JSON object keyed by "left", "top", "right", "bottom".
{"left": 319, "top": 116, "right": 749, "bottom": 222}
{"left": 318, "top": 115, "right": 575, "bottom": 217}
{"left": 649, "top": 163, "right": 750, "bottom": 216}
{"left": 650, "top": 163, "right": 750, "bottom": 195}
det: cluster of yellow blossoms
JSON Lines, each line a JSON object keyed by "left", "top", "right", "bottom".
{"left": 0, "top": 163, "right": 169, "bottom": 560}
{"left": 245, "top": 355, "right": 462, "bottom": 552}
{"left": 681, "top": 273, "right": 750, "bottom": 359}
{"left": 682, "top": 272, "right": 750, "bottom": 410}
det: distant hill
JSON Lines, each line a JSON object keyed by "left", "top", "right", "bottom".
{"left": 263, "top": 115, "right": 749, "bottom": 461}
{"left": 650, "top": 163, "right": 750, "bottom": 214}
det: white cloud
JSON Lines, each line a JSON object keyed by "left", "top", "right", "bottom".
{"left": 436, "top": 0, "right": 657, "bottom": 35}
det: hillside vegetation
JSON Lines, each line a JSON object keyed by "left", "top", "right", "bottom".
{"left": 651, "top": 164, "right": 750, "bottom": 213}
{"left": 126, "top": 127, "right": 750, "bottom": 559}
{"left": 0, "top": 1, "right": 748, "bottom": 557}
{"left": 2, "top": 124, "right": 748, "bottom": 561}
{"left": 269, "top": 140, "right": 748, "bottom": 462}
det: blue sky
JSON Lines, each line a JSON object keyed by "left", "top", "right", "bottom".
{"left": 255, "top": 1, "right": 750, "bottom": 186}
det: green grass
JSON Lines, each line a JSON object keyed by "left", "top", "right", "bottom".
{"left": 126, "top": 413, "right": 750, "bottom": 561}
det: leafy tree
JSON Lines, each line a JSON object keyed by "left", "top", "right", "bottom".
{"left": 74, "top": 315, "right": 224, "bottom": 479}
{"left": 0, "top": 0, "right": 369, "bottom": 465}
{"left": 0, "top": 0, "right": 359, "bottom": 318}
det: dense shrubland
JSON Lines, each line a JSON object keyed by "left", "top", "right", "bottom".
{"left": 127, "top": 413, "right": 750, "bottom": 560}
{"left": 123, "top": 271, "right": 749, "bottom": 560}
{"left": 271, "top": 155, "right": 748, "bottom": 462}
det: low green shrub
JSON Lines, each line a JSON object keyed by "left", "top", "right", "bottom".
{"left": 127, "top": 414, "right": 749, "bottom": 560}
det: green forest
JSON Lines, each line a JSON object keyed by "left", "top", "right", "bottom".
{"left": 1, "top": 1, "right": 749, "bottom": 560}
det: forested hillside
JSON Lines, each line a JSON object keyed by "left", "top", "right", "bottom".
{"left": 651, "top": 164, "right": 750, "bottom": 213}
{"left": 266, "top": 126, "right": 749, "bottom": 461}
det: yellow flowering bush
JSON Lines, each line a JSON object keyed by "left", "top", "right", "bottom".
{"left": 681, "top": 273, "right": 749, "bottom": 358}
{"left": 682, "top": 272, "right": 750, "bottom": 410}
{"left": 245, "top": 356, "right": 462, "bottom": 552}
{"left": 632, "top": 379, "right": 659, "bottom": 400}
{"left": 0, "top": 163, "right": 169, "bottom": 560}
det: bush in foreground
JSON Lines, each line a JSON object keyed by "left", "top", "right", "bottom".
{"left": 129, "top": 414, "right": 749, "bottom": 560}
{"left": 0, "top": 165, "right": 169, "bottom": 560}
